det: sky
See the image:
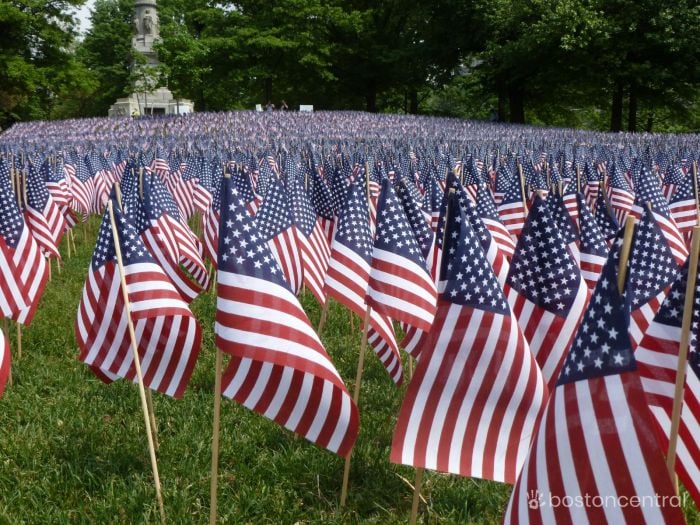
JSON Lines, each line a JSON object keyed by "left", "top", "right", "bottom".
{"left": 75, "top": 0, "right": 95, "bottom": 34}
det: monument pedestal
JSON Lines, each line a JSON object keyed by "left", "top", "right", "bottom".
{"left": 108, "top": 87, "right": 194, "bottom": 117}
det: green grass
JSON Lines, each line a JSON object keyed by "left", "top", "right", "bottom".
{"left": 0, "top": 218, "right": 697, "bottom": 524}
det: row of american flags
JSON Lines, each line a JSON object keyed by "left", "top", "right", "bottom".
{"left": 2, "top": 111, "right": 700, "bottom": 521}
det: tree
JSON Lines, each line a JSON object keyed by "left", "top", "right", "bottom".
{"left": 590, "top": 0, "right": 700, "bottom": 131}
{"left": 76, "top": 0, "right": 133, "bottom": 116}
{"left": 0, "top": 0, "right": 85, "bottom": 126}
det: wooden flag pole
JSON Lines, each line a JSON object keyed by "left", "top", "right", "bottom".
{"left": 666, "top": 226, "right": 700, "bottom": 481}
{"left": 409, "top": 467, "right": 425, "bottom": 525}
{"left": 317, "top": 300, "right": 330, "bottom": 336}
{"left": 209, "top": 347, "right": 223, "bottom": 525}
{"left": 146, "top": 390, "right": 159, "bottom": 452}
{"left": 15, "top": 171, "right": 26, "bottom": 359}
{"left": 693, "top": 161, "right": 699, "bottom": 225}
{"left": 14, "top": 168, "right": 21, "bottom": 208}
{"left": 16, "top": 321, "right": 22, "bottom": 361}
{"left": 617, "top": 216, "right": 636, "bottom": 294}
{"left": 107, "top": 201, "right": 166, "bottom": 524}
{"left": 138, "top": 168, "right": 144, "bottom": 201}
{"left": 22, "top": 168, "right": 28, "bottom": 211}
{"left": 66, "top": 228, "right": 72, "bottom": 259}
{"left": 71, "top": 226, "right": 77, "bottom": 253}
{"left": 517, "top": 162, "right": 528, "bottom": 212}
{"left": 575, "top": 165, "right": 581, "bottom": 194}
{"left": 408, "top": 186, "right": 455, "bottom": 522}
{"left": 340, "top": 305, "right": 372, "bottom": 508}
{"left": 115, "top": 177, "right": 160, "bottom": 453}
{"left": 209, "top": 172, "right": 228, "bottom": 525}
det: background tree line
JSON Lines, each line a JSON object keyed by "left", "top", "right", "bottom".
{"left": 1, "top": 0, "right": 699, "bottom": 132}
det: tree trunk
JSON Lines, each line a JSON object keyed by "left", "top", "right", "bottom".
{"left": 409, "top": 88, "right": 418, "bottom": 114}
{"left": 365, "top": 79, "right": 377, "bottom": 113}
{"left": 497, "top": 88, "right": 507, "bottom": 122}
{"left": 508, "top": 85, "right": 525, "bottom": 124}
{"left": 627, "top": 83, "right": 637, "bottom": 132}
{"left": 610, "top": 82, "right": 623, "bottom": 132}
{"left": 645, "top": 112, "right": 653, "bottom": 133}
{"left": 265, "top": 77, "right": 273, "bottom": 104}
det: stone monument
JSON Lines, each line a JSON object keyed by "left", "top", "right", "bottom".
{"left": 108, "top": 0, "right": 194, "bottom": 117}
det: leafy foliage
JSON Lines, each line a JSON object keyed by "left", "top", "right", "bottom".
{"left": 1, "top": 0, "right": 700, "bottom": 131}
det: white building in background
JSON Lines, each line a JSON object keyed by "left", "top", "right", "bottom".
{"left": 109, "top": 0, "right": 194, "bottom": 117}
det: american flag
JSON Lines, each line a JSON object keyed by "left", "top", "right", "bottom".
{"left": 0, "top": 159, "right": 11, "bottom": 189}
{"left": 594, "top": 186, "right": 620, "bottom": 241}
{"left": 628, "top": 209, "right": 681, "bottom": 350}
{"left": 166, "top": 167, "right": 196, "bottom": 221}
{"left": 662, "top": 163, "right": 686, "bottom": 202}
{"left": 182, "top": 157, "right": 213, "bottom": 216}
{"left": 288, "top": 168, "right": 331, "bottom": 305}
{"left": 149, "top": 176, "right": 209, "bottom": 290}
{"left": 668, "top": 171, "right": 698, "bottom": 235}
{"left": 215, "top": 176, "right": 359, "bottom": 456}
{"left": 497, "top": 175, "right": 527, "bottom": 240}
{"left": 504, "top": 248, "right": 684, "bottom": 524}
{"left": 423, "top": 173, "right": 444, "bottom": 234}
{"left": 582, "top": 162, "right": 602, "bottom": 210}
{"left": 235, "top": 164, "right": 262, "bottom": 216}
{"left": 75, "top": 200, "right": 202, "bottom": 398}
{"left": 636, "top": 257, "right": 700, "bottom": 508}
{"left": 506, "top": 195, "right": 589, "bottom": 390}
{"left": 422, "top": 174, "right": 444, "bottom": 279}
{"left": 86, "top": 150, "right": 117, "bottom": 215}
{"left": 130, "top": 179, "right": 203, "bottom": 303}
{"left": 202, "top": 173, "right": 222, "bottom": 268}
{"left": 44, "top": 158, "right": 71, "bottom": 209}
{"left": 393, "top": 175, "right": 433, "bottom": 260}
{"left": 630, "top": 166, "right": 688, "bottom": 266}
{"left": 24, "top": 164, "right": 65, "bottom": 259}
{"left": 66, "top": 156, "right": 93, "bottom": 222}
{"left": 255, "top": 173, "right": 304, "bottom": 295}
{"left": 608, "top": 162, "right": 635, "bottom": 224}
{"left": 367, "top": 178, "right": 436, "bottom": 332}
{"left": 576, "top": 193, "right": 609, "bottom": 288}
{"left": 561, "top": 183, "right": 580, "bottom": 227}
{"left": 151, "top": 151, "right": 170, "bottom": 183}
{"left": 391, "top": 192, "right": 546, "bottom": 483}
{"left": 0, "top": 327, "right": 8, "bottom": 397}
{"left": 454, "top": 177, "right": 511, "bottom": 287}
{"left": 310, "top": 166, "right": 337, "bottom": 245}
{"left": 0, "top": 174, "right": 30, "bottom": 318}
{"left": 323, "top": 180, "right": 403, "bottom": 385}
{"left": 0, "top": 171, "right": 48, "bottom": 326}
{"left": 547, "top": 192, "right": 580, "bottom": 264}
{"left": 493, "top": 162, "right": 513, "bottom": 205}
{"left": 475, "top": 183, "right": 516, "bottom": 259}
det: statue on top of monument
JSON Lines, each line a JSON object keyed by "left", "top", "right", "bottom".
{"left": 143, "top": 11, "right": 154, "bottom": 35}
{"left": 132, "top": 16, "right": 140, "bottom": 34}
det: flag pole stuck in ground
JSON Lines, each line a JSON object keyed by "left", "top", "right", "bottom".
{"left": 209, "top": 345, "right": 223, "bottom": 525}
{"left": 107, "top": 200, "right": 166, "bottom": 524}
{"left": 339, "top": 304, "right": 371, "bottom": 508}
{"left": 666, "top": 226, "right": 700, "bottom": 480}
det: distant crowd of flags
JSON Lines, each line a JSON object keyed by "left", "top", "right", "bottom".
{"left": 2, "top": 111, "right": 700, "bottom": 521}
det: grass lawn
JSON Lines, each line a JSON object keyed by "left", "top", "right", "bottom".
{"left": 0, "top": 217, "right": 697, "bottom": 523}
